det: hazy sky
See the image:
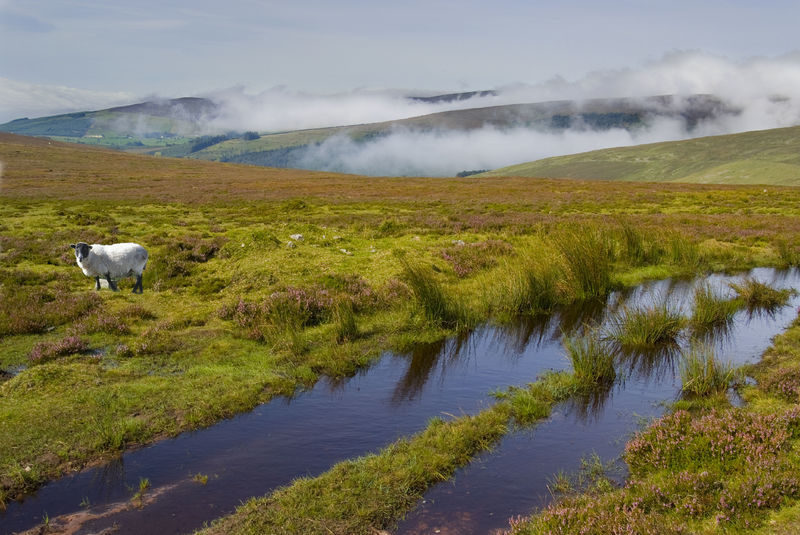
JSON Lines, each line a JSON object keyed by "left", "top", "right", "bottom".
{"left": 1, "top": 0, "right": 800, "bottom": 122}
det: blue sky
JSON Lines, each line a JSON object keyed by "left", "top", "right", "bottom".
{"left": 1, "top": 1, "right": 800, "bottom": 122}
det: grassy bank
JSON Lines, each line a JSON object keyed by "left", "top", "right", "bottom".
{"left": 2, "top": 134, "right": 800, "bottom": 516}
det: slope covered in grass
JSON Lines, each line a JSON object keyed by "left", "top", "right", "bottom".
{"left": 479, "top": 125, "right": 800, "bottom": 185}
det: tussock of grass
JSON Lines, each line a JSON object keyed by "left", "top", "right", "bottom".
{"left": 679, "top": 346, "right": 739, "bottom": 398}
{"left": 401, "top": 260, "right": 476, "bottom": 331}
{"left": 606, "top": 302, "right": 686, "bottom": 349}
{"left": 689, "top": 283, "right": 741, "bottom": 332}
{"left": 563, "top": 332, "right": 617, "bottom": 390}
{"left": 554, "top": 228, "right": 616, "bottom": 300}
{"left": 491, "top": 250, "right": 563, "bottom": 318}
{"left": 729, "top": 277, "right": 795, "bottom": 313}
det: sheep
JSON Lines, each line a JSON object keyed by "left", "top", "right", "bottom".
{"left": 70, "top": 242, "right": 148, "bottom": 293}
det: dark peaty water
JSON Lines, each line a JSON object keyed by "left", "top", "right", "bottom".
{"left": 3, "top": 268, "right": 799, "bottom": 535}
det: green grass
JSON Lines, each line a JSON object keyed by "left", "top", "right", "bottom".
{"left": 606, "top": 302, "right": 687, "bottom": 349}
{"left": 679, "top": 345, "right": 739, "bottom": 397}
{"left": 479, "top": 125, "right": 800, "bottom": 186}
{"left": 563, "top": 332, "right": 617, "bottom": 389}
{"left": 689, "top": 283, "right": 742, "bottom": 332}
{"left": 729, "top": 277, "right": 796, "bottom": 313}
{"left": 401, "top": 259, "right": 477, "bottom": 331}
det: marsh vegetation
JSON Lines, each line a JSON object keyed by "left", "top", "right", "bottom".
{"left": 3, "top": 134, "right": 800, "bottom": 533}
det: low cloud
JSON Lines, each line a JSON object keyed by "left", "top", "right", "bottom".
{"left": 0, "top": 78, "right": 135, "bottom": 123}
{"left": 205, "top": 52, "right": 800, "bottom": 176}
{"left": 296, "top": 119, "right": 688, "bottom": 177}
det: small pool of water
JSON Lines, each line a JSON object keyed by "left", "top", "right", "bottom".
{"left": 3, "top": 268, "right": 799, "bottom": 535}
{"left": 395, "top": 267, "right": 800, "bottom": 534}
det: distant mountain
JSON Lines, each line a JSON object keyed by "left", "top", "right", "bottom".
{"left": 477, "top": 125, "right": 800, "bottom": 186}
{"left": 0, "top": 92, "right": 744, "bottom": 175}
{"left": 0, "top": 97, "right": 219, "bottom": 149}
{"left": 408, "top": 90, "right": 498, "bottom": 103}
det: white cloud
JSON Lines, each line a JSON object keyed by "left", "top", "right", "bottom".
{"left": 0, "top": 78, "right": 136, "bottom": 123}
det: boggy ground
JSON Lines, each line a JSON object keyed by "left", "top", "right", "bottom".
{"left": 2, "top": 133, "right": 800, "bottom": 531}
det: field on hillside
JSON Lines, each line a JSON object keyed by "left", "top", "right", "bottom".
{"left": 480, "top": 125, "right": 800, "bottom": 185}
{"left": 3, "top": 132, "right": 800, "bottom": 533}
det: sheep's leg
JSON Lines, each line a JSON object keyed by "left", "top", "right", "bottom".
{"left": 133, "top": 274, "right": 143, "bottom": 294}
{"left": 106, "top": 273, "right": 119, "bottom": 292}
{"left": 95, "top": 276, "right": 101, "bottom": 290}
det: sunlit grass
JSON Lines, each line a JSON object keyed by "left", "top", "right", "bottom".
{"left": 729, "top": 277, "right": 796, "bottom": 313}
{"left": 689, "top": 283, "right": 742, "bottom": 332}
{"left": 679, "top": 345, "right": 739, "bottom": 398}
{"left": 606, "top": 302, "right": 686, "bottom": 349}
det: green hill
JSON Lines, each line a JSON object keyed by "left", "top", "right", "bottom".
{"left": 0, "top": 94, "right": 736, "bottom": 170}
{"left": 478, "top": 126, "right": 800, "bottom": 186}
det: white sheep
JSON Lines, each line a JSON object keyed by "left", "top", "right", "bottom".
{"left": 70, "top": 242, "right": 148, "bottom": 293}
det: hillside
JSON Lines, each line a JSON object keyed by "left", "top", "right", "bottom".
{"left": 478, "top": 125, "right": 800, "bottom": 185}
{"left": 0, "top": 94, "right": 738, "bottom": 174}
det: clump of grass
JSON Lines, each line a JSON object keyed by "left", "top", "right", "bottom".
{"left": 689, "top": 283, "right": 742, "bottom": 332}
{"left": 668, "top": 233, "right": 701, "bottom": 270}
{"left": 729, "top": 278, "right": 795, "bottom": 313}
{"left": 546, "top": 453, "right": 617, "bottom": 498}
{"left": 401, "top": 260, "right": 476, "bottom": 331}
{"left": 492, "top": 253, "right": 563, "bottom": 318}
{"left": 332, "top": 299, "right": 358, "bottom": 343}
{"left": 618, "top": 221, "right": 663, "bottom": 266}
{"left": 606, "top": 302, "right": 686, "bottom": 349}
{"left": 554, "top": 227, "right": 615, "bottom": 300}
{"left": 29, "top": 335, "right": 90, "bottom": 363}
{"left": 193, "top": 473, "right": 209, "bottom": 485}
{"left": 679, "top": 345, "right": 739, "bottom": 398}
{"left": 563, "top": 332, "right": 617, "bottom": 390}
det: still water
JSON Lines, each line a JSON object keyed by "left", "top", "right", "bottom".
{"left": 3, "top": 268, "right": 799, "bottom": 534}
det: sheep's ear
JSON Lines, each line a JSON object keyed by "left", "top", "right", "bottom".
{"left": 88, "top": 245, "right": 93, "bottom": 249}
{"left": 70, "top": 244, "right": 76, "bottom": 249}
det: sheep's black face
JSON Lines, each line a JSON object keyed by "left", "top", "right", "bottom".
{"left": 71, "top": 242, "right": 92, "bottom": 262}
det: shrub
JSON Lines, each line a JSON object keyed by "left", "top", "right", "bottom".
{"left": 0, "top": 284, "right": 103, "bottom": 336}
{"left": 29, "top": 336, "right": 90, "bottom": 363}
